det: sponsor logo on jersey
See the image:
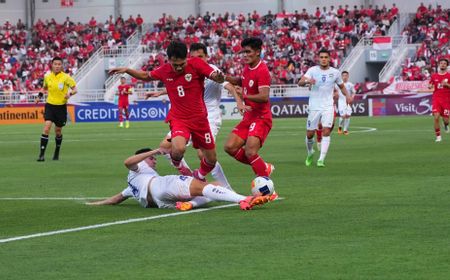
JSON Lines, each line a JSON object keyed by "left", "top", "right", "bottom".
{"left": 166, "top": 78, "right": 173, "bottom": 82}
{"left": 185, "top": 74, "right": 192, "bottom": 82}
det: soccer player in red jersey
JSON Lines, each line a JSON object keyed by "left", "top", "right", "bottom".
{"left": 109, "top": 41, "right": 225, "bottom": 180}
{"left": 224, "top": 37, "right": 274, "bottom": 178}
{"left": 429, "top": 58, "right": 450, "bottom": 142}
{"left": 117, "top": 76, "right": 133, "bottom": 128}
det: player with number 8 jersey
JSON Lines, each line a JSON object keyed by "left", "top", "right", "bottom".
{"left": 108, "top": 41, "right": 225, "bottom": 180}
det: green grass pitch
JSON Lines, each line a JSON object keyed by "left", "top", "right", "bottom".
{"left": 0, "top": 116, "right": 449, "bottom": 279}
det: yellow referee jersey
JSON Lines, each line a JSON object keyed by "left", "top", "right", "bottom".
{"left": 43, "top": 71, "right": 76, "bottom": 105}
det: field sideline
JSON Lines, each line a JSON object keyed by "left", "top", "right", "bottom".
{"left": 0, "top": 116, "right": 449, "bottom": 279}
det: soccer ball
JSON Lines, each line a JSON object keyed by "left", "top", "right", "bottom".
{"left": 251, "top": 176, "right": 275, "bottom": 196}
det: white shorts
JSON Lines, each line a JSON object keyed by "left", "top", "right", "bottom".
{"left": 150, "top": 175, "right": 193, "bottom": 208}
{"left": 338, "top": 103, "right": 352, "bottom": 117}
{"left": 307, "top": 108, "right": 334, "bottom": 130}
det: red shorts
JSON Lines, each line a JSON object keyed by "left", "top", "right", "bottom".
{"left": 232, "top": 117, "right": 272, "bottom": 146}
{"left": 169, "top": 118, "right": 215, "bottom": 150}
{"left": 432, "top": 98, "right": 450, "bottom": 117}
{"left": 118, "top": 100, "right": 129, "bottom": 109}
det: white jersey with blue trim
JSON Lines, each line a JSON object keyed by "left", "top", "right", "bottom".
{"left": 337, "top": 81, "right": 355, "bottom": 105}
{"left": 304, "top": 66, "right": 343, "bottom": 111}
{"left": 121, "top": 161, "right": 159, "bottom": 208}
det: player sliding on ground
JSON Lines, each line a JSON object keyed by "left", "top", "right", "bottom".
{"left": 86, "top": 148, "right": 270, "bottom": 211}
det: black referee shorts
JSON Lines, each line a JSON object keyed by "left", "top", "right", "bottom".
{"left": 44, "top": 103, "right": 67, "bottom": 127}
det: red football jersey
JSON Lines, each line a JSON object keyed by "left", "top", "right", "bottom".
{"left": 150, "top": 57, "right": 215, "bottom": 121}
{"left": 241, "top": 60, "right": 272, "bottom": 120}
{"left": 117, "top": 84, "right": 132, "bottom": 102}
{"left": 430, "top": 72, "right": 450, "bottom": 100}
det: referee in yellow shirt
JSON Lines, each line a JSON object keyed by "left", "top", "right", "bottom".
{"left": 37, "top": 57, "right": 77, "bottom": 161}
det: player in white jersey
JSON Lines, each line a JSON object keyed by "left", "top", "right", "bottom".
{"left": 298, "top": 49, "right": 353, "bottom": 167}
{"left": 86, "top": 148, "right": 270, "bottom": 210}
{"left": 336, "top": 71, "right": 356, "bottom": 135}
{"left": 146, "top": 43, "right": 236, "bottom": 193}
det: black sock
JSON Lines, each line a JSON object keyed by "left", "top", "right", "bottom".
{"left": 39, "top": 134, "right": 49, "bottom": 157}
{"left": 54, "top": 135, "right": 63, "bottom": 159}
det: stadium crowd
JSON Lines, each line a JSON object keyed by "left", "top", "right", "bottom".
{"left": 140, "top": 4, "right": 399, "bottom": 85}
{"left": 401, "top": 3, "right": 450, "bottom": 81}
{"left": 0, "top": 14, "right": 143, "bottom": 97}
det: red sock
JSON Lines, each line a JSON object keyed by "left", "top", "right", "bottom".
{"left": 119, "top": 113, "right": 123, "bottom": 122}
{"left": 435, "top": 128, "right": 441, "bottom": 137}
{"left": 199, "top": 158, "right": 215, "bottom": 176}
{"left": 247, "top": 154, "right": 268, "bottom": 176}
{"left": 232, "top": 148, "right": 250, "bottom": 165}
{"left": 316, "top": 129, "right": 322, "bottom": 143}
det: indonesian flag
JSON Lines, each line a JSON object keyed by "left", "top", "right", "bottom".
{"left": 372, "top": 36, "right": 392, "bottom": 50}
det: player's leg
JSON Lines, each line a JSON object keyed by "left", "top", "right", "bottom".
{"left": 317, "top": 108, "right": 334, "bottom": 167}
{"left": 38, "top": 119, "right": 52, "bottom": 161}
{"left": 305, "top": 111, "right": 320, "bottom": 166}
{"left": 224, "top": 132, "right": 249, "bottom": 164}
{"left": 443, "top": 108, "right": 449, "bottom": 133}
{"left": 337, "top": 107, "right": 344, "bottom": 134}
{"left": 118, "top": 106, "right": 124, "bottom": 127}
{"left": 316, "top": 122, "right": 323, "bottom": 151}
{"left": 190, "top": 124, "right": 217, "bottom": 180}
{"left": 189, "top": 179, "right": 269, "bottom": 210}
{"left": 53, "top": 125, "right": 63, "bottom": 160}
{"left": 170, "top": 136, "right": 188, "bottom": 166}
{"left": 160, "top": 133, "right": 192, "bottom": 175}
{"left": 244, "top": 136, "right": 269, "bottom": 177}
{"left": 433, "top": 112, "right": 442, "bottom": 142}
{"left": 124, "top": 106, "right": 130, "bottom": 128}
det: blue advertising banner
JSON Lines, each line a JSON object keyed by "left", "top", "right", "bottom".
{"left": 75, "top": 101, "right": 170, "bottom": 122}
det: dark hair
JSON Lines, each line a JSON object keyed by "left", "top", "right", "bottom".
{"left": 342, "top": 71, "right": 349, "bottom": 75}
{"left": 318, "top": 49, "right": 330, "bottom": 56}
{"left": 52, "top": 57, "right": 63, "bottom": 63}
{"left": 438, "top": 58, "right": 449, "bottom": 66}
{"left": 190, "top": 43, "right": 208, "bottom": 56}
{"left": 241, "top": 37, "right": 263, "bottom": 50}
{"left": 135, "top": 148, "right": 152, "bottom": 155}
{"left": 166, "top": 41, "right": 188, "bottom": 59}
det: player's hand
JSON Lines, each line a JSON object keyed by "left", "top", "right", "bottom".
{"left": 308, "top": 78, "right": 316, "bottom": 85}
{"left": 64, "top": 93, "right": 70, "bottom": 99}
{"left": 211, "top": 70, "right": 225, "bottom": 83}
{"left": 157, "top": 147, "right": 170, "bottom": 155}
{"left": 108, "top": 67, "right": 128, "bottom": 75}
{"left": 237, "top": 102, "right": 252, "bottom": 115}
{"left": 346, "top": 95, "right": 353, "bottom": 105}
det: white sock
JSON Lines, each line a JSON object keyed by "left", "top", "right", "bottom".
{"left": 339, "top": 117, "right": 344, "bottom": 128}
{"left": 344, "top": 118, "right": 350, "bottom": 131}
{"left": 189, "top": 196, "right": 211, "bottom": 208}
{"left": 202, "top": 184, "right": 246, "bottom": 203}
{"left": 211, "top": 162, "right": 232, "bottom": 190}
{"left": 305, "top": 136, "right": 314, "bottom": 155}
{"left": 319, "top": 136, "right": 330, "bottom": 161}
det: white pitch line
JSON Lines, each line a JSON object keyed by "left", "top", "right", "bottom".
{"left": 347, "top": 126, "right": 377, "bottom": 134}
{"left": 0, "top": 198, "right": 283, "bottom": 244}
{"left": 0, "top": 197, "right": 106, "bottom": 201}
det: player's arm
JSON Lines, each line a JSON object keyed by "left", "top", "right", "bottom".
{"left": 225, "top": 75, "right": 242, "bottom": 86}
{"left": 109, "top": 67, "right": 153, "bottom": 82}
{"left": 298, "top": 75, "right": 316, "bottom": 87}
{"left": 146, "top": 88, "right": 167, "bottom": 99}
{"left": 229, "top": 85, "right": 251, "bottom": 114}
{"left": 337, "top": 83, "right": 353, "bottom": 104}
{"left": 124, "top": 148, "right": 164, "bottom": 171}
{"left": 245, "top": 86, "right": 270, "bottom": 103}
{"left": 209, "top": 70, "right": 225, "bottom": 83}
{"left": 86, "top": 193, "right": 128, "bottom": 205}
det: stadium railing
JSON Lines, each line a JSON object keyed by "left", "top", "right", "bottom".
{"left": 73, "top": 46, "right": 105, "bottom": 82}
